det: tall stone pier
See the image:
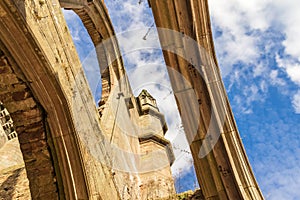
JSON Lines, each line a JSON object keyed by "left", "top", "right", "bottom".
{"left": 149, "top": 0, "right": 264, "bottom": 199}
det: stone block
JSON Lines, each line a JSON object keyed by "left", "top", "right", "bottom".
{"left": 5, "top": 97, "right": 36, "bottom": 113}
{"left": 17, "top": 123, "right": 46, "bottom": 144}
{"left": 12, "top": 90, "right": 31, "bottom": 101}
{"left": 0, "top": 66, "right": 12, "bottom": 74}
{"left": 0, "top": 58, "right": 8, "bottom": 66}
{"left": 0, "top": 74, "right": 19, "bottom": 85}
{"left": 37, "top": 191, "right": 59, "bottom": 200}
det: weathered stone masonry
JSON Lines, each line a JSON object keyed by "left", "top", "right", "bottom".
{"left": 0, "top": 48, "right": 58, "bottom": 199}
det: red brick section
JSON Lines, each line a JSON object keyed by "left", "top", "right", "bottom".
{"left": 0, "top": 49, "right": 59, "bottom": 199}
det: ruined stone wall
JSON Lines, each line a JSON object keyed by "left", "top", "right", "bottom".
{"left": 0, "top": 48, "right": 58, "bottom": 199}
{"left": 0, "top": 0, "right": 120, "bottom": 198}
{"left": 62, "top": 1, "right": 177, "bottom": 198}
{"left": 139, "top": 141, "right": 175, "bottom": 200}
{"left": 0, "top": 0, "right": 176, "bottom": 199}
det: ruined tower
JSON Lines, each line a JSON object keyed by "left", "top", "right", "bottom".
{"left": 137, "top": 90, "right": 175, "bottom": 199}
{"left": 97, "top": 67, "right": 176, "bottom": 199}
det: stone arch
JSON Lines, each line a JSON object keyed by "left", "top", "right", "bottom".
{"left": 60, "top": 0, "right": 128, "bottom": 108}
{"left": 0, "top": 0, "right": 120, "bottom": 199}
{"left": 148, "top": 0, "right": 264, "bottom": 199}
{"left": 0, "top": 44, "right": 63, "bottom": 199}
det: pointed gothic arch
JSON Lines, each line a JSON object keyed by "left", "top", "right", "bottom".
{"left": 0, "top": 0, "right": 121, "bottom": 199}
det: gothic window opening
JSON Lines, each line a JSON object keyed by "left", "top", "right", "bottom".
{"left": 63, "top": 9, "right": 102, "bottom": 104}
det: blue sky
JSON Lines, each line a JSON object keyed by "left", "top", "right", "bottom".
{"left": 63, "top": 0, "right": 300, "bottom": 199}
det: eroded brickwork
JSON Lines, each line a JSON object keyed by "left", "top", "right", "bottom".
{"left": 0, "top": 49, "right": 58, "bottom": 199}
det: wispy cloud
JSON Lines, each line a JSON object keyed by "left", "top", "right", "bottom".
{"left": 269, "top": 70, "right": 286, "bottom": 86}
{"left": 276, "top": 54, "right": 300, "bottom": 86}
{"left": 209, "top": 0, "right": 300, "bottom": 114}
{"left": 243, "top": 113, "right": 300, "bottom": 200}
{"left": 292, "top": 91, "right": 300, "bottom": 114}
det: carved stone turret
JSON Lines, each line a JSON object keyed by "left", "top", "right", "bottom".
{"left": 137, "top": 89, "right": 168, "bottom": 136}
{"left": 137, "top": 90, "right": 176, "bottom": 199}
{"left": 137, "top": 89, "right": 158, "bottom": 112}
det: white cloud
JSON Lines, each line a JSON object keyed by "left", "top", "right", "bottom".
{"left": 253, "top": 63, "right": 267, "bottom": 77}
{"left": 276, "top": 54, "right": 300, "bottom": 86}
{"left": 250, "top": 118, "right": 300, "bottom": 199}
{"left": 286, "top": 66, "right": 300, "bottom": 85}
{"left": 209, "top": 0, "right": 268, "bottom": 76}
{"left": 269, "top": 70, "right": 286, "bottom": 86}
{"left": 209, "top": 0, "right": 300, "bottom": 83}
{"left": 63, "top": 9, "right": 86, "bottom": 42}
{"left": 271, "top": 0, "right": 300, "bottom": 60}
{"left": 209, "top": 0, "right": 300, "bottom": 114}
{"left": 105, "top": 0, "right": 154, "bottom": 33}
{"left": 232, "top": 84, "right": 262, "bottom": 115}
{"left": 262, "top": 165, "right": 300, "bottom": 200}
{"left": 292, "top": 91, "right": 300, "bottom": 114}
